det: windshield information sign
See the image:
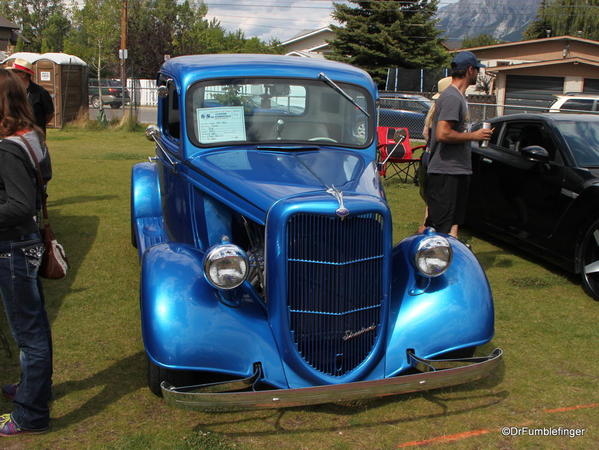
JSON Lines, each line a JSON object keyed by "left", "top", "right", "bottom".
{"left": 197, "top": 107, "right": 246, "bottom": 144}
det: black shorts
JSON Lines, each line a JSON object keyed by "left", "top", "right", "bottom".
{"left": 424, "top": 174, "right": 471, "bottom": 234}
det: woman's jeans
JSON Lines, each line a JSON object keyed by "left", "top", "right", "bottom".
{"left": 0, "top": 234, "right": 52, "bottom": 430}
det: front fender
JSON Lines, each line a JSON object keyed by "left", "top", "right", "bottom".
{"left": 385, "top": 233, "right": 494, "bottom": 376}
{"left": 140, "top": 242, "right": 288, "bottom": 388}
{"left": 131, "top": 162, "right": 166, "bottom": 256}
{"left": 131, "top": 161, "right": 162, "bottom": 220}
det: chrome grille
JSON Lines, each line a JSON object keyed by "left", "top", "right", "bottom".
{"left": 286, "top": 213, "right": 384, "bottom": 376}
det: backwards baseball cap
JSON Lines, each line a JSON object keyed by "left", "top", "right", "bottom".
{"left": 7, "top": 58, "right": 34, "bottom": 76}
{"left": 451, "top": 51, "right": 486, "bottom": 70}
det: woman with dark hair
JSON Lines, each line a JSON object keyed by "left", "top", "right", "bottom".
{"left": 0, "top": 68, "right": 52, "bottom": 436}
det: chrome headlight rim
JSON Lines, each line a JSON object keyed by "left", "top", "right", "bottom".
{"left": 413, "top": 234, "right": 453, "bottom": 278}
{"left": 203, "top": 243, "right": 250, "bottom": 290}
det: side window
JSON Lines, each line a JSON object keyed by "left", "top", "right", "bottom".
{"left": 502, "top": 122, "right": 560, "bottom": 163}
{"left": 488, "top": 123, "right": 500, "bottom": 146}
{"left": 499, "top": 123, "right": 523, "bottom": 152}
{"left": 562, "top": 99, "right": 593, "bottom": 112}
{"left": 162, "top": 81, "right": 180, "bottom": 140}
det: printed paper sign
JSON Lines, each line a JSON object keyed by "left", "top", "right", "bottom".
{"left": 40, "top": 71, "right": 51, "bottom": 81}
{"left": 196, "top": 106, "right": 246, "bottom": 144}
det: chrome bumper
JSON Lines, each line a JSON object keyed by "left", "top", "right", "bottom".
{"left": 161, "top": 348, "right": 503, "bottom": 411}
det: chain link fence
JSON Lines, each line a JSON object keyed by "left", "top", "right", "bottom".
{"left": 378, "top": 95, "right": 599, "bottom": 144}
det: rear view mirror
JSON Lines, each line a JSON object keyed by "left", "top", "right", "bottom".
{"left": 521, "top": 145, "right": 550, "bottom": 162}
{"left": 269, "top": 84, "right": 290, "bottom": 97}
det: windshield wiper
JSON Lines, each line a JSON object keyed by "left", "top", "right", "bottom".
{"left": 318, "top": 72, "right": 370, "bottom": 118}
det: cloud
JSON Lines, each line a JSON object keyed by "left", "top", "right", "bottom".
{"left": 204, "top": 0, "right": 338, "bottom": 42}
{"left": 204, "top": 0, "right": 460, "bottom": 42}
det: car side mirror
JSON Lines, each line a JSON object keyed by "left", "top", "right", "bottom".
{"left": 146, "top": 124, "right": 160, "bottom": 142}
{"left": 521, "top": 145, "right": 550, "bottom": 162}
{"left": 393, "top": 128, "right": 407, "bottom": 142}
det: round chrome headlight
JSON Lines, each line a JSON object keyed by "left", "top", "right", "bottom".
{"left": 203, "top": 244, "right": 249, "bottom": 290}
{"left": 414, "top": 235, "right": 452, "bottom": 277}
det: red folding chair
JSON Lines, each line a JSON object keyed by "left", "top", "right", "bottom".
{"left": 377, "top": 126, "right": 425, "bottom": 183}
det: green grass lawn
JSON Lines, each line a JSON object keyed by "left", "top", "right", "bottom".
{"left": 0, "top": 128, "right": 596, "bottom": 449}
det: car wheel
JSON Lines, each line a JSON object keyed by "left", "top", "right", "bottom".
{"left": 131, "top": 220, "right": 137, "bottom": 248}
{"left": 91, "top": 96, "right": 101, "bottom": 109}
{"left": 146, "top": 355, "right": 193, "bottom": 397}
{"left": 110, "top": 103, "right": 122, "bottom": 109}
{"left": 579, "top": 220, "right": 599, "bottom": 301}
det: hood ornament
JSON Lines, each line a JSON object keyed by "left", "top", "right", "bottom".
{"left": 326, "top": 186, "right": 349, "bottom": 219}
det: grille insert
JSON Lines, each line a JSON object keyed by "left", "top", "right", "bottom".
{"left": 286, "top": 213, "right": 384, "bottom": 375}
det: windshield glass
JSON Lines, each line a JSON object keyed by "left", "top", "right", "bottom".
{"left": 186, "top": 78, "right": 372, "bottom": 147}
{"left": 555, "top": 120, "right": 599, "bottom": 166}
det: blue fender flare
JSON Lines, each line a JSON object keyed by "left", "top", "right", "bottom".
{"left": 140, "top": 242, "right": 289, "bottom": 389}
{"left": 131, "top": 162, "right": 166, "bottom": 255}
{"left": 131, "top": 162, "right": 162, "bottom": 221}
{"left": 385, "top": 233, "right": 495, "bottom": 376}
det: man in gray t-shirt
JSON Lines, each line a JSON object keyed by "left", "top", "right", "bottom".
{"left": 424, "top": 51, "right": 493, "bottom": 238}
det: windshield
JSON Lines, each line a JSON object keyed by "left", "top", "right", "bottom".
{"left": 186, "top": 78, "right": 373, "bottom": 147}
{"left": 555, "top": 120, "right": 599, "bottom": 166}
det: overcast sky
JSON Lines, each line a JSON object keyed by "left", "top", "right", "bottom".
{"left": 203, "top": 0, "right": 459, "bottom": 42}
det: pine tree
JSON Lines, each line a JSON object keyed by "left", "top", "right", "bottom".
{"left": 328, "top": 0, "right": 449, "bottom": 86}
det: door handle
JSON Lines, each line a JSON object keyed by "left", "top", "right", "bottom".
{"left": 481, "top": 157, "right": 493, "bottom": 164}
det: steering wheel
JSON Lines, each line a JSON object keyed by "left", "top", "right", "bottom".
{"left": 308, "top": 137, "right": 337, "bottom": 143}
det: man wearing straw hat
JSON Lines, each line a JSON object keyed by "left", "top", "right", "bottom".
{"left": 7, "top": 58, "right": 54, "bottom": 134}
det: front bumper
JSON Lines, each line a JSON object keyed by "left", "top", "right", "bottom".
{"left": 161, "top": 348, "right": 503, "bottom": 411}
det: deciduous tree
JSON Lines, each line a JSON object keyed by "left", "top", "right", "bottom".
{"left": 461, "top": 34, "right": 503, "bottom": 49}
{"left": 525, "top": 0, "right": 599, "bottom": 40}
{"left": 0, "top": 0, "right": 69, "bottom": 52}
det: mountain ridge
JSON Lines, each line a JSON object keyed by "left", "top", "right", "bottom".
{"left": 437, "top": 0, "right": 542, "bottom": 45}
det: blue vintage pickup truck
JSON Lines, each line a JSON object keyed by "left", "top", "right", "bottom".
{"left": 130, "top": 54, "right": 502, "bottom": 411}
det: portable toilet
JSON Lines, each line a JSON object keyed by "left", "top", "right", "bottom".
{"left": 2, "top": 52, "right": 88, "bottom": 128}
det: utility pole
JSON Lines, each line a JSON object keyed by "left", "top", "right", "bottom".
{"left": 120, "top": 0, "right": 128, "bottom": 99}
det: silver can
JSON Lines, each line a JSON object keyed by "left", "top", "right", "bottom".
{"left": 480, "top": 122, "right": 491, "bottom": 148}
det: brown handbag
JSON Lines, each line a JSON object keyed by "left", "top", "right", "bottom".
{"left": 17, "top": 136, "right": 68, "bottom": 279}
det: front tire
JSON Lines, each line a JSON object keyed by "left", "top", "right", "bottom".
{"left": 91, "top": 96, "right": 100, "bottom": 108}
{"left": 147, "top": 356, "right": 167, "bottom": 396}
{"left": 579, "top": 219, "right": 599, "bottom": 301}
{"left": 147, "top": 355, "right": 195, "bottom": 397}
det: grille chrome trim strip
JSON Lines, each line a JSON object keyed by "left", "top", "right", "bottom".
{"left": 288, "top": 254, "right": 384, "bottom": 265}
{"left": 289, "top": 304, "right": 381, "bottom": 316}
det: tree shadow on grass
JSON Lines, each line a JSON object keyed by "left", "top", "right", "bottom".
{"left": 0, "top": 210, "right": 99, "bottom": 391}
{"left": 48, "top": 195, "right": 118, "bottom": 208}
{"left": 40, "top": 211, "right": 100, "bottom": 328}
{"left": 50, "top": 351, "right": 146, "bottom": 430}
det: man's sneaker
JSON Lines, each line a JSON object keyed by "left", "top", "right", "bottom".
{"left": 1, "top": 384, "right": 17, "bottom": 402}
{"left": 0, "top": 414, "right": 48, "bottom": 437}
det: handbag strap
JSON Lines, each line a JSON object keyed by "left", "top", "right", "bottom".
{"left": 16, "top": 135, "right": 49, "bottom": 220}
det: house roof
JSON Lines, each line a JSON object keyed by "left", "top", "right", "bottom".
{"left": 0, "top": 16, "right": 18, "bottom": 29}
{"left": 456, "top": 35, "right": 599, "bottom": 53}
{"left": 485, "top": 57, "right": 599, "bottom": 72}
{"left": 281, "top": 27, "right": 332, "bottom": 46}
{"left": 285, "top": 50, "right": 326, "bottom": 58}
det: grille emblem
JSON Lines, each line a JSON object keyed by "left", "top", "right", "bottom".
{"left": 326, "top": 186, "right": 349, "bottom": 219}
{"left": 342, "top": 324, "right": 377, "bottom": 341}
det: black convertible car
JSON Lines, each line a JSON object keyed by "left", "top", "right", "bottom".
{"left": 467, "top": 113, "right": 599, "bottom": 301}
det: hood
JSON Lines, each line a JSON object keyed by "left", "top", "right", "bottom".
{"left": 190, "top": 148, "right": 383, "bottom": 217}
